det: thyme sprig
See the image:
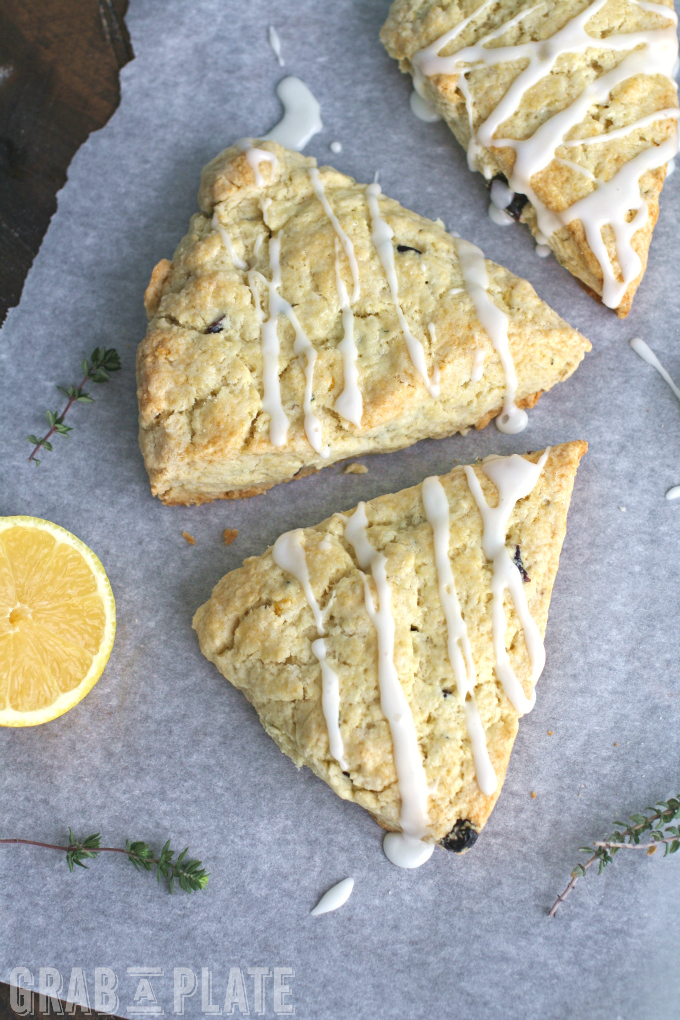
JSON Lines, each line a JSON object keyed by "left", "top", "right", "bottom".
{"left": 27, "top": 347, "right": 121, "bottom": 465}
{"left": 550, "top": 795, "right": 680, "bottom": 916}
{"left": 0, "top": 829, "right": 209, "bottom": 894}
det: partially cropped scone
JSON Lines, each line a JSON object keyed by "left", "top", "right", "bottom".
{"left": 137, "top": 142, "right": 590, "bottom": 504}
{"left": 194, "top": 441, "right": 586, "bottom": 854}
{"left": 381, "top": 0, "right": 679, "bottom": 316}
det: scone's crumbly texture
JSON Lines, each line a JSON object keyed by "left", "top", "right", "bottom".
{"left": 137, "top": 142, "right": 590, "bottom": 504}
{"left": 193, "top": 441, "right": 586, "bottom": 846}
{"left": 381, "top": 0, "right": 679, "bottom": 317}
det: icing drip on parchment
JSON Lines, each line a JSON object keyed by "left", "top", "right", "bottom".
{"left": 249, "top": 237, "right": 328, "bottom": 455}
{"left": 413, "top": 0, "right": 679, "bottom": 309}
{"left": 263, "top": 76, "right": 323, "bottom": 151}
{"left": 311, "top": 877, "right": 354, "bottom": 915}
{"left": 455, "top": 237, "right": 527, "bottom": 434}
{"left": 421, "top": 476, "right": 497, "bottom": 795}
{"left": 630, "top": 337, "right": 680, "bottom": 500}
{"left": 272, "top": 530, "right": 347, "bottom": 769}
{"left": 464, "top": 451, "right": 550, "bottom": 716}
{"left": 268, "top": 25, "right": 285, "bottom": 67}
{"left": 366, "top": 182, "right": 441, "bottom": 398}
{"left": 345, "top": 503, "right": 434, "bottom": 869}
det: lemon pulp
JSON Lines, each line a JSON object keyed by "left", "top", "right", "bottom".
{"left": 0, "top": 517, "right": 115, "bottom": 726}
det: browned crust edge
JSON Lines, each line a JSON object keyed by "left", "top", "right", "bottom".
{"left": 155, "top": 391, "right": 545, "bottom": 506}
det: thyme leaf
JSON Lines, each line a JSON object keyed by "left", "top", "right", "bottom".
{"left": 27, "top": 347, "right": 121, "bottom": 465}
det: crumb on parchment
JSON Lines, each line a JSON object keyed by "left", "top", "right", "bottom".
{"left": 223, "top": 528, "right": 238, "bottom": 546}
{"left": 182, "top": 531, "right": 196, "bottom": 545}
{"left": 344, "top": 463, "right": 368, "bottom": 475}
{"left": 531, "top": 791, "right": 537, "bottom": 799}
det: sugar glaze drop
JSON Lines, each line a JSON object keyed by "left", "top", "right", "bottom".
{"left": 263, "top": 76, "right": 323, "bottom": 151}
{"left": 268, "top": 25, "right": 285, "bottom": 67}
{"left": 311, "top": 877, "right": 354, "bottom": 915}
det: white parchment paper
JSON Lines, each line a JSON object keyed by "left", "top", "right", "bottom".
{"left": 1, "top": 2, "right": 679, "bottom": 1017}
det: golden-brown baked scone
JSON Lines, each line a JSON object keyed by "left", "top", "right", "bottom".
{"left": 194, "top": 441, "right": 586, "bottom": 852}
{"left": 137, "top": 142, "right": 590, "bottom": 504}
{"left": 381, "top": 0, "right": 679, "bottom": 317}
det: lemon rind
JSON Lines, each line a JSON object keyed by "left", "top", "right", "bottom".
{"left": 0, "top": 516, "right": 116, "bottom": 727}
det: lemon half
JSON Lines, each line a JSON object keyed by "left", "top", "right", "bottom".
{"left": 0, "top": 517, "right": 116, "bottom": 726}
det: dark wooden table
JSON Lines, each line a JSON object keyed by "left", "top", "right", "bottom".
{"left": 0, "top": 0, "right": 133, "bottom": 326}
{"left": 0, "top": 3, "right": 132, "bottom": 1012}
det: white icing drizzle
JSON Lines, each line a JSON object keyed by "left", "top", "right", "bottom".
{"left": 464, "top": 451, "right": 550, "bottom": 716}
{"left": 272, "top": 530, "right": 347, "bottom": 769}
{"left": 421, "top": 476, "right": 497, "bottom": 795}
{"left": 330, "top": 141, "right": 342, "bottom": 153}
{"left": 554, "top": 157, "right": 598, "bottom": 181}
{"left": 471, "top": 346, "right": 485, "bottom": 383}
{"left": 667, "top": 157, "right": 676, "bottom": 177}
{"left": 411, "top": 67, "right": 443, "bottom": 122}
{"left": 488, "top": 204, "right": 514, "bottom": 226}
{"left": 455, "top": 237, "right": 527, "bottom": 434}
{"left": 488, "top": 179, "right": 516, "bottom": 220}
{"left": 241, "top": 145, "right": 279, "bottom": 188}
{"left": 410, "top": 90, "right": 443, "bottom": 122}
{"left": 490, "top": 179, "right": 514, "bottom": 209}
{"left": 263, "top": 76, "right": 323, "bottom": 151}
{"left": 333, "top": 239, "right": 363, "bottom": 427}
{"left": 268, "top": 25, "right": 285, "bottom": 67}
{"left": 535, "top": 243, "right": 551, "bottom": 257}
{"left": 344, "top": 503, "right": 433, "bottom": 868}
{"left": 211, "top": 212, "right": 247, "bottom": 270}
{"left": 311, "top": 877, "right": 354, "bottom": 915}
{"left": 308, "top": 168, "right": 360, "bottom": 302}
{"left": 254, "top": 233, "right": 264, "bottom": 256}
{"left": 260, "top": 197, "right": 272, "bottom": 227}
{"left": 249, "top": 237, "right": 327, "bottom": 455}
{"left": 366, "top": 182, "right": 441, "bottom": 398}
{"left": 248, "top": 267, "right": 289, "bottom": 447}
{"left": 666, "top": 486, "right": 680, "bottom": 500}
{"left": 413, "top": 0, "right": 680, "bottom": 309}
{"left": 562, "top": 108, "right": 680, "bottom": 147}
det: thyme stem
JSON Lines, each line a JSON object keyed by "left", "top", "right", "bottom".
{"left": 1, "top": 831, "right": 208, "bottom": 894}
{"left": 550, "top": 796, "right": 680, "bottom": 917}
{"left": 27, "top": 372, "right": 90, "bottom": 463}
{"left": 26, "top": 347, "right": 120, "bottom": 465}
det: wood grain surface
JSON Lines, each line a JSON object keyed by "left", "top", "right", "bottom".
{"left": 0, "top": 0, "right": 133, "bottom": 326}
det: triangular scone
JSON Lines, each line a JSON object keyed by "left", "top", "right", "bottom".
{"left": 381, "top": 0, "right": 679, "bottom": 317}
{"left": 194, "top": 441, "right": 586, "bottom": 852}
{"left": 137, "top": 142, "right": 589, "bottom": 504}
